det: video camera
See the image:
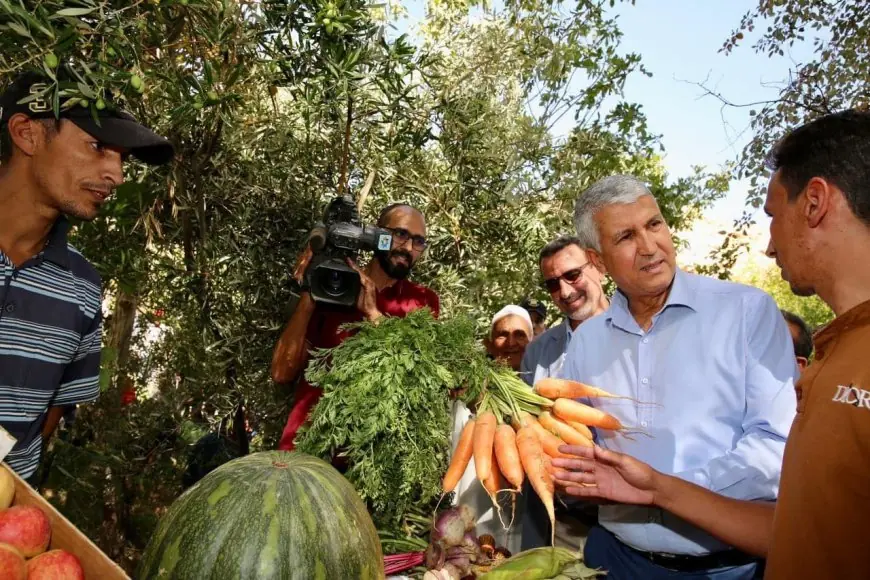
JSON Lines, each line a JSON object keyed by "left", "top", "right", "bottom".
{"left": 303, "top": 195, "right": 394, "bottom": 307}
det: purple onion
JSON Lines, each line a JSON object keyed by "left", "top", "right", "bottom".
{"left": 432, "top": 507, "right": 468, "bottom": 547}
{"left": 460, "top": 532, "right": 480, "bottom": 552}
{"left": 457, "top": 504, "right": 477, "bottom": 530}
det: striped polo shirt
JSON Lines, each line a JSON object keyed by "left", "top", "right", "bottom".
{"left": 0, "top": 217, "right": 102, "bottom": 479}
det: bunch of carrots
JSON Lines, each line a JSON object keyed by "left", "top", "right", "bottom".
{"left": 443, "top": 377, "right": 641, "bottom": 545}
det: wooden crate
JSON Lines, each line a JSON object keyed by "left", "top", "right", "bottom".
{"left": 2, "top": 463, "right": 130, "bottom": 579}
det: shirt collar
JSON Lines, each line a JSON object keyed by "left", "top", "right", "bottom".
{"left": 813, "top": 297, "right": 870, "bottom": 359}
{"left": 379, "top": 277, "right": 408, "bottom": 297}
{"left": 607, "top": 267, "right": 697, "bottom": 333}
{"left": 42, "top": 217, "right": 71, "bottom": 270}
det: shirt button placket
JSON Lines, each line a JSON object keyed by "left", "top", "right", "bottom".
{"left": 0, "top": 260, "right": 11, "bottom": 321}
{"left": 638, "top": 332, "right": 653, "bottom": 427}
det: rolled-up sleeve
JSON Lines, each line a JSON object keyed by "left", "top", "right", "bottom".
{"left": 675, "top": 293, "right": 798, "bottom": 499}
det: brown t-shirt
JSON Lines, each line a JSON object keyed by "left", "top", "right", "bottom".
{"left": 765, "top": 299, "right": 870, "bottom": 579}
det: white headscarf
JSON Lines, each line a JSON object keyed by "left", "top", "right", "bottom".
{"left": 490, "top": 304, "right": 533, "bottom": 337}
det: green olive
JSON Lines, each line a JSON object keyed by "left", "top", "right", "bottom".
{"left": 79, "top": 98, "right": 89, "bottom": 107}
{"left": 95, "top": 98, "right": 106, "bottom": 110}
{"left": 130, "top": 74, "right": 143, "bottom": 90}
{"left": 44, "top": 52, "right": 59, "bottom": 69}
{"left": 193, "top": 102, "right": 203, "bottom": 110}
{"left": 207, "top": 90, "right": 219, "bottom": 101}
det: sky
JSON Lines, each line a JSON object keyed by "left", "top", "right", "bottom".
{"left": 388, "top": 0, "right": 819, "bottom": 265}
{"left": 605, "top": 0, "right": 817, "bottom": 264}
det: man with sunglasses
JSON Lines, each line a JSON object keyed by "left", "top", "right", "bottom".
{"left": 518, "top": 235, "right": 611, "bottom": 550}
{"left": 271, "top": 202, "right": 439, "bottom": 452}
{"left": 521, "top": 235, "right": 611, "bottom": 389}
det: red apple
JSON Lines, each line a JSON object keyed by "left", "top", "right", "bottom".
{"left": 0, "top": 542, "right": 26, "bottom": 580}
{"left": 0, "top": 506, "right": 50, "bottom": 557}
{"left": 26, "top": 550, "right": 84, "bottom": 580}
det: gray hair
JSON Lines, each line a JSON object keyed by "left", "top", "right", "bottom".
{"left": 573, "top": 174, "right": 656, "bottom": 251}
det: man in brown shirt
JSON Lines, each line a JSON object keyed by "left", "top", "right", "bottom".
{"left": 550, "top": 109, "right": 870, "bottom": 580}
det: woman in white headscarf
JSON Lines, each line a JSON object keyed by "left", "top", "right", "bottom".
{"left": 448, "top": 305, "right": 534, "bottom": 555}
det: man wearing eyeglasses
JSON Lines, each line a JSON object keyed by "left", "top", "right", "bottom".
{"left": 520, "top": 236, "right": 610, "bottom": 389}
{"left": 271, "top": 202, "right": 439, "bottom": 452}
{"left": 518, "top": 235, "right": 610, "bottom": 550}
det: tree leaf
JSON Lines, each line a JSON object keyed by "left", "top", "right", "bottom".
{"left": 54, "top": 7, "right": 97, "bottom": 17}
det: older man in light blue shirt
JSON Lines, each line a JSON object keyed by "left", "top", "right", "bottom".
{"left": 555, "top": 175, "right": 797, "bottom": 580}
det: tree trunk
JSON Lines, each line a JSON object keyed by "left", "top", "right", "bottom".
{"left": 107, "top": 290, "right": 138, "bottom": 396}
{"left": 108, "top": 291, "right": 138, "bottom": 371}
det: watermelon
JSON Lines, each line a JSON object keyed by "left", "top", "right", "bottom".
{"left": 139, "top": 451, "right": 385, "bottom": 580}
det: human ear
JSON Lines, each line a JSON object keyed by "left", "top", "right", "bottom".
{"left": 6, "top": 114, "right": 39, "bottom": 157}
{"left": 587, "top": 248, "right": 607, "bottom": 274}
{"left": 803, "top": 177, "right": 832, "bottom": 229}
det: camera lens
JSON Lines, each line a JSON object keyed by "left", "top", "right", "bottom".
{"left": 323, "top": 270, "right": 346, "bottom": 296}
{"left": 308, "top": 257, "right": 360, "bottom": 306}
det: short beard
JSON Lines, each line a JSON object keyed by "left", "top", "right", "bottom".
{"left": 376, "top": 250, "right": 412, "bottom": 280}
{"left": 567, "top": 304, "right": 596, "bottom": 322}
{"left": 59, "top": 199, "right": 99, "bottom": 222}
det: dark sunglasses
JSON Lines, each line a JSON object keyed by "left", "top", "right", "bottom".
{"left": 387, "top": 227, "right": 427, "bottom": 251}
{"left": 542, "top": 263, "right": 594, "bottom": 292}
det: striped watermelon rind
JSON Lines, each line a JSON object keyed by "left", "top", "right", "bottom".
{"left": 138, "top": 451, "right": 385, "bottom": 580}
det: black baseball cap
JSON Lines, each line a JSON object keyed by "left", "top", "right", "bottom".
{"left": 0, "top": 72, "right": 174, "bottom": 166}
{"left": 520, "top": 297, "right": 547, "bottom": 320}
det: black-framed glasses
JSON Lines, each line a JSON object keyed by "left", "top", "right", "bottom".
{"left": 387, "top": 227, "right": 427, "bottom": 251}
{"left": 542, "top": 263, "right": 594, "bottom": 292}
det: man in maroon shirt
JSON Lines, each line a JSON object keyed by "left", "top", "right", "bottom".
{"left": 271, "top": 203, "right": 439, "bottom": 451}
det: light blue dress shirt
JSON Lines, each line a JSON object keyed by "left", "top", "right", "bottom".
{"left": 560, "top": 268, "right": 798, "bottom": 556}
{"left": 520, "top": 318, "right": 575, "bottom": 386}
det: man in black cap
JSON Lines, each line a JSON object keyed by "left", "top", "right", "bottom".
{"left": 0, "top": 71, "right": 173, "bottom": 480}
{"left": 520, "top": 296, "right": 548, "bottom": 337}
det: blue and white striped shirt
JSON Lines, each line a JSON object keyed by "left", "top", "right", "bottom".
{"left": 0, "top": 218, "right": 102, "bottom": 478}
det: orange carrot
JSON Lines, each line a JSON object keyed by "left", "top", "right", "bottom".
{"left": 511, "top": 411, "right": 537, "bottom": 430}
{"left": 516, "top": 426, "right": 555, "bottom": 545}
{"left": 538, "top": 411, "right": 593, "bottom": 447}
{"left": 494, "top": 424, "right": 524, "bottom": 491}
{"left": 482, "top": 446, "right": 511, "bottom": 530}
{"left": 565, "top": 419, "right": 594, "bottom": 440}
{"left": 541, "top": 452, "right": 552, "bottom": 473}
{"left": 529, "top": 420, "right": 572, "bottom": 459}
{"left": 535, "top": 377, "right": 638, "bottom": 401}
{"left": 482, "top": 447, "right": 504, "bottom": 496}
{"left": 473, "top": 411, "right": 498, "bottom": 482}
{"left": 442, "top": 419, "right": 475, "bottom": 493}
{"left": 552, "top": 398, "right": 623, "bottom": 430}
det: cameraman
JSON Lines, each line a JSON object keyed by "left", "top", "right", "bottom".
{"left": 271, "top": 203, "right": 440, "bottom": 451}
